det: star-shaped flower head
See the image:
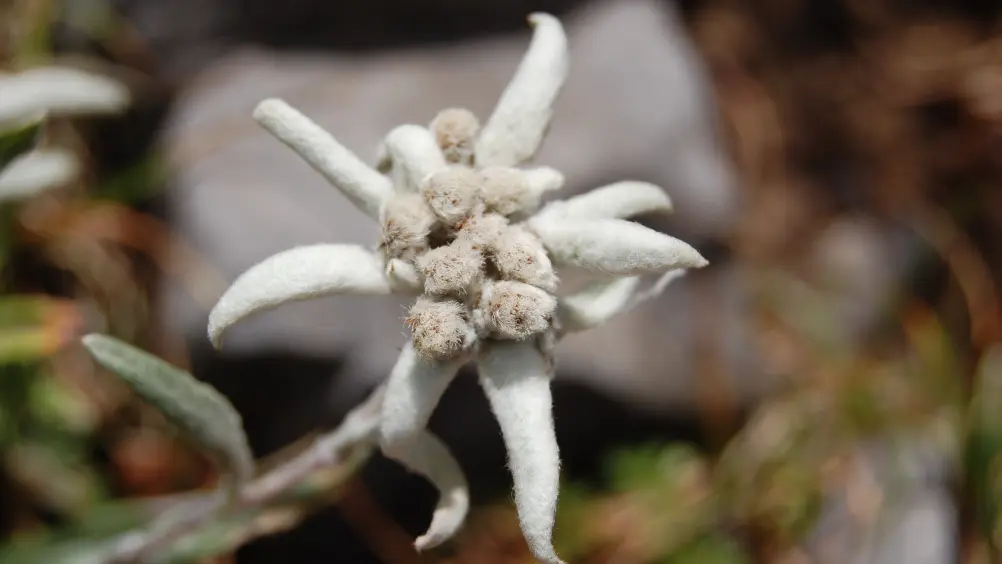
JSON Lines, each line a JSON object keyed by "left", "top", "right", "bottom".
{"left": 207, "top": 13, "right": 707, "bottom": 564}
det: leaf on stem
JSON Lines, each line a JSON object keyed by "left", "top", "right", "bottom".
{"left": 81, "top": 334, "right": 254, "bottom": 484}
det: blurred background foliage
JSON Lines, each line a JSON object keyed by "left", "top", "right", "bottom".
{"left": 1, "top": 0, "right": 1002, "bottom": 562}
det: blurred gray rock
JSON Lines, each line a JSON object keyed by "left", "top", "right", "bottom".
{"left": 159, "top": 0, "right": 748, "bottom": 409}
{"left": 804, "top": 437, "right": 956, "bottom": 564}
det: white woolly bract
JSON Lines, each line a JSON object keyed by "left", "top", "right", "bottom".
{"left": 479, "top": 280, "right": 557, "bottom": 340}
{"left": 416, "top": 240, "right": 484, "bottom": 296}
{"left": 407, "top": 297, "right": 476, "bottom": 360}
{"left": 489, "top": 226, "right": 558, "bottom": 292}
{"left": 0, "top": 66, "right": 129, "bottom": 126}
{"left": 0, "top": 149, "right": 79, "bottom": 202}
{"left": 556, "top": 270, "right": 687, "bottom": 332}
{"left": 207, "top": 244, "right": 392, "bottom": 348}
{"left": 537, "top": 180, "right": 673, "bottom": 221}
{"left": 422, "top": 166, "right": 483, "bottom": 227}
{"left": 558, "top": 276, "right": 641, "bottom": 332}
{"left": 476, "top": 341, "right": 564, "bottom": 564}
{"left": 430, "top": 108, "right": 479, "bottom": 165}
{"left": 379, "top": 343, "right": 468, "bottom": 550}
{"left": 475, "top": 13, "right": 569, "bottom": 167}
{"left": 530, "top": 218, "right": 709, "bottom": 275}
{"left": 385, "top": 259, "right": 423, "bottom": 293}
{"left": 375, "top": 124, "right": 447, "bottom": 192}
{"left": 253, "top": 98, "right": 393, "bottom": 220}
{"left": 380, "top": 192, "right": 437, "bottom": 259}
{"left": 521, "top": 166, "right": 565, "bottom": 198}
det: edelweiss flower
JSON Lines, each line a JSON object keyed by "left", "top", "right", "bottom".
{"left": 207, "top": 13, "right": 707, "bottom": 564}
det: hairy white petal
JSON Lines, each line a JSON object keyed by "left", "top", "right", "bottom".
{"left": 558, "top": 269, "right": 687, "bottom": 332}
{"left": 477, "top": 341, "right": 564, "bottom": 564}
{"left": 0, "top": 149, "right": 79, "bottom": 202}
{"left": 380, "top": 343, "right": 469, "bottom": 549}
{"left": 530, "top": 218, "right": 708, "bottom": 275}
{"left": 375, "top": 125, "right": 448, "bottom": 192}
{"left": 207, "top": 244, "right": 392, "bottom": 348}
{"left": 0, "top": 66, "right": 129, "bottom": 125}
{"left": 476, "top": 13, "right": 569, "bottom": 167}
{"left": 536, "top": 181, "right": 672, "bottom": 221}
{"left": 253, "top": 98, "right": 393, "bottom": 219}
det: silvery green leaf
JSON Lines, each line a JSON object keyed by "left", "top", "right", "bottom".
{"left": 81, "top": 334, "right": 254, "bottom": 484}
{"left": 0, "top": 148, "right": 79, "bottom": 202}
{"left": 0, "top": 111, "right": 44, "bottom": 171}
{"left": 0, "top": 66, "right": 129, "bottom": 126}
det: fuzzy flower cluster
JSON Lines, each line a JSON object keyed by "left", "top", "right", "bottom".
{"left": 206, "top": 13, "right": 706, "bottom": 564}
{"left": 382, "top": 128, "right": 566, "bottom": 360}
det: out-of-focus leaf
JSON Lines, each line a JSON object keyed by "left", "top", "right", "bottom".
{"left": 81, "top": 334, "right": 254, "bottom": 484}
{"left": 577, "top": 444, "right": 718, "bottom": 560}
{"left": 0, "top": 535, "right": 120, "bottom": 564}
{"left": 605, "top": 443, "right": 703, "bottom": 493}
{"left": 7, "top": 441, "right": 104, "bottom": 515}
{"left": 662, "top": 534, "right": 750, "bottom": 564}
{"left": 0, "top": 295, "right": 82, "bottom": 363}
{"left": 0, "top": 148, "right": 80, "bottom": 203}
{"left": 95, "top": 153, "right": 167, "bottom": 204}
{"left": 966, "top": 344, "right": 1002, "bottom": 554}
{"left": 0, "top": 112, "right": 43, "bottom": 171}
{"left": 0, "top": 66, "right": 129, "bottom": 125}
{"left": 715, "top": 396, "right": 828, "bottom": 544}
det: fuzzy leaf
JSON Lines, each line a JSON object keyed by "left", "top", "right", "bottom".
{"left": 81, "top": 334, "right": 254, "bottom": 483}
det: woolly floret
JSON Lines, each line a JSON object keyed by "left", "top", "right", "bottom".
{"left": 430, "top": 108, "right": 479, "bottom": 165}
{"left": 478, "top": 280, "right": 557, "bottom": 340}
{"left": 381, "top": 193, "right": 436, "bottom": 259}
{"left": 422, "top": 166, "right": 483, "bottom": 227}
{"left": 416, "top": 240, "right": 483, "bottom": 296}
{"left": 406, "top": 297, "right": 475, "bottom": 360}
